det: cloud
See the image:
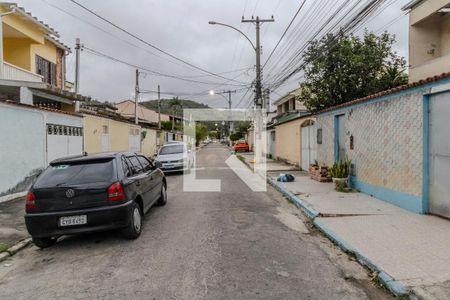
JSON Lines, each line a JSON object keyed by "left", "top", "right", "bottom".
{"left": 16, "top": 0, "right": 410, "bottom": 110}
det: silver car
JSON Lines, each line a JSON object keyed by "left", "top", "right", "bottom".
{"left": 155, "top": 142, "right": 193, "bottom": 173}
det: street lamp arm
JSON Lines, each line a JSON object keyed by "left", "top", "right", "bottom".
{"left": 208, "top": 21, "right": 256, "bottom": 51}
{"left": 217, "top": 93, "right": 228, "bottom": 101}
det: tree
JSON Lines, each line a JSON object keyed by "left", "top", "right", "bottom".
{"left": 298, "top": 31, "right": 408, "bottom": 112}
{"left": 160, "top": 120, "right": 172, "bottom": 131}
{"left": 229, "top": 131, "right": 243, "bottom": 141}
{"left": 195, "top": 123, "right": 208, "bottom": 146}
{"left": 169, "top": 97, "right": 182, "bottom": 131}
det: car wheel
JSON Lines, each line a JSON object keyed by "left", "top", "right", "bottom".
{"left": 157, "top": 183, "right": 167, "bottom": 206}
{"left": 122, "top": 202, "right": 142, "bottom": 239}
{"left": 32, "top": 237, "right": 57, "bottom": 249}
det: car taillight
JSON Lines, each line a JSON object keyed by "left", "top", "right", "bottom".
{"left": 107, "top": 181, "right": 126, "bottom": 201}
{"left": 26, "top": 191, "right": 36, "bottom": 209}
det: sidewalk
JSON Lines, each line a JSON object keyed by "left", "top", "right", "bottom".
{"left": 0, "top": 197, "right": 28, "bottom": 250}
{"left": 239, "top": 153, "right": 450, "bottom": 298}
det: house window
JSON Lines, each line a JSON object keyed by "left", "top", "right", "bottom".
{"left": 36, "top": 55, "right": 57, "bottom": 85}
{"left": 102, "top": 125, "right": 109, "bottom": 134}
{"left": 317, "top": 128, "right": 322, "bottom": 145}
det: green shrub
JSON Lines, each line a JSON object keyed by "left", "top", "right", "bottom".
{"left": 329, "top": 159, "right": 351, "bottom": 178}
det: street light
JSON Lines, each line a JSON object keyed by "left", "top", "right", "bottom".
{"left": 208, "top": 21, "right": 256, "bottom": 51}
{"left": 209, "top": 17, "right": 273, "bottom": 109}
{"left": 209, "top": 17, "right": 273, "bottom": 164}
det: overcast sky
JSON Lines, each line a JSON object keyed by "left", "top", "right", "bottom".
{"left": 14, "top": 0, "right": 410, "bottom": 109}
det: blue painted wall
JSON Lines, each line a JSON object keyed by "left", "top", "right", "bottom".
{"left": 316, "top": 77, "right": 450, "bottom": 214}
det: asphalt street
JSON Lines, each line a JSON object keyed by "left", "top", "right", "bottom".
{"left": 0, "top": 144, "right": 391, "bottom": 299}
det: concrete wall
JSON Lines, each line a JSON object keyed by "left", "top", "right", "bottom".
{"left": 316, "top": 87, "right": 433, "bottom": 213}
{"left": 409, "top": 0, "right": 450, "bottom": 25}
{"left": 408, "top": 2, "right": 450, "bottom": 81}
{"left": 83, "top": 114, "right": 141, "bottom": 153}
{"left": 275, "top": 117, "right": 315, "bottom": 166}
{"left": 141, "top": 127, "right": 158, "bottom": 157}
{"left": 1, "top": 9, "right": 45, "bottom": 44}
{"left": 3, "top": 38, "right": 32, "bottom": 70}
{"left": 0, "top": 102, "right": 83, "bottom": 198}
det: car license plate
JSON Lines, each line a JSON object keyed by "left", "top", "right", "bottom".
{"left": 59, "top": 215, "right": 87, "bottom": 226}
{"left": 164, "top": 164, "right": 174, "bottom": 169}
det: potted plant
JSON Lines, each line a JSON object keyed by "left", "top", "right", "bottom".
{"left": 329, "top": 159, "right": 351, "bottom": 190}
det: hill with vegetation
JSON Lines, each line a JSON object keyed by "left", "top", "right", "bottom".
{"left": 140, "top": 99, "right": 209, "bottom": 116}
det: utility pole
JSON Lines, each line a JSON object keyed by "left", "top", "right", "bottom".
{"left": 158, "top": 85, "right": 161, "bottom": 130}
{"left": 242, "top": 16, "right": 274, "bottom": 109}
{"left": 134, "top": 69, "right": 139, "bottom": 125}
{"left": 74, "top": 38, "right": 81, "bottom": 112}
{"left": 225, "top": 90, "right": 236, "bottom": 133}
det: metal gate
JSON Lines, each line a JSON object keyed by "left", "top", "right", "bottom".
{"left": 429, "top": 92, "right": 450, "bottom": 218}
{"left": 46, "top": 124, "right": 83, "bottom": 164}
{"left": 301, "top": 122, "right": 317, "bottom": 171}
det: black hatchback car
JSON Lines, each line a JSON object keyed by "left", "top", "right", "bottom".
{"left": 25, "top": 152, "right": 166, "bottom": 248}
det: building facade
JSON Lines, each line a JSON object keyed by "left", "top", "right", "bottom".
{"left": 403, "top": 0, "right": 450, "bottom": 82}
{"left": 316, "top": 73, "right": 450, "bottom": 217}
{"left": 273, "top": 88, "right": 306, "bottom": 115}
{"left": 115, "top": 100, "right": 171, "bottom": 124}
{"left": 82, "top": 112, "right": 142, "bottom": 154}
{"left": 273, "top": 112, "right": 316, "bottom": 169}
{"left": 0, "top": 3, "right": 70, "bottom": 87}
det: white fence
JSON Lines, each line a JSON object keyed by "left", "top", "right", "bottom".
{"left": 2, "top": 61, "right": 43, "bottom": 82}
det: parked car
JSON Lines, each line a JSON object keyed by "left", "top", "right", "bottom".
{"left": 155, "top": 142, "right": 193, "bottom": 173}
{"left": 233, "top": 141, "right": 250, "bottom": 152}
{"left": 24, "top": 152, "right": 167, "bottom": 248}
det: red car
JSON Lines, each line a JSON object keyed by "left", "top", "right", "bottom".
{"left": 233, "top": 141, "right": 250, "bottom": 152}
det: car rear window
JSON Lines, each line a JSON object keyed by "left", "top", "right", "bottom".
{"left": 159, "top": 145, "right": 185, "bottom": 155}
{"left": 34, "top": 160, "right": 115, "bottom": 188}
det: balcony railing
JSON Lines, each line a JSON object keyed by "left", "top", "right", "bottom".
{"left": 2, "top": 61, "right": 43, "bottom": 83}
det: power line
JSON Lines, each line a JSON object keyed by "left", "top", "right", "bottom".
{"left": 82, "top": 46, "right": 250, "bottom": 87}
{"left": 179, "top": 66, "right": 254, "bottom": 79}
{"left": 266, "top": 0, "right": 387, "bottom": 91}
{"left": 45, "top": 0, "right": 256, "bottom": 82}
{"left": 263, "top": 0, "right": 307, "bottom": 68}
{"left": 68, "top": 0, "right": 247, "bottom": 84}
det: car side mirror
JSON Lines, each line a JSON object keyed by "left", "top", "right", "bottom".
{"left": 154, "top": 161, "right": 162, "bottom": 169}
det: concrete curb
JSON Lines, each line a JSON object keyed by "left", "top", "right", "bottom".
{"left": 267, "top": 178, "right": 319, "bottom": 219}
{"left": 0, "top": 238, "right": 32, "bottom": 263}
{"left": 313, "top": 219, "right": 409, "bottom": 297}
{"left": 264, "top": 174, "right": 410, "bottom": 297}
{"left": 0, "top": 191, "right": 26, "bottom": 204}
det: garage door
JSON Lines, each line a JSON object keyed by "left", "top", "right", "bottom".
{"left": 301, "top": 122, "right": 317, "bottom": 171}
{"left": 46, "top": 124, "right": 83, "bottom": 164}
{"left": 429, "top": 92, "right": 450, "bottom": 218}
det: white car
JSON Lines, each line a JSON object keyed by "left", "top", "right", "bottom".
{"left": 155, "top": 142, "right": 193, "bottom": 173}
